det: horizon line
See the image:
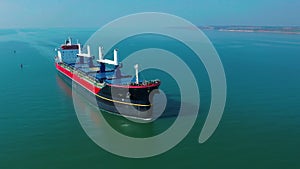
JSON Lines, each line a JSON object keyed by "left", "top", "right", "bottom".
{"left": 0, "top": 25, "right": 300, "bottom": 30}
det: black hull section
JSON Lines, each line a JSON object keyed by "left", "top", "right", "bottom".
{"left": 97, "top": 85, "right": 159, "bottom": 119}
{"left": 57, "top": 71, "right": 158, "bottom": 120}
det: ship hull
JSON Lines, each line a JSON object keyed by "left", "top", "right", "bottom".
{"left": 56, "top": 66, "right": 159, "bottom": 121}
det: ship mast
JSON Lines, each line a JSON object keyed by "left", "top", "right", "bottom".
{"left": 77, "top": 45, "right": 91, "bottom": 57}
{"left": 97, "top": 47, "right": 119, "bottom": 66}
{"left": 134, "top": 64, "right": 139, "bottom": 84}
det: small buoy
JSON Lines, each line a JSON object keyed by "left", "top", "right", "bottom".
{"left": 20, "top": 64, "right": 23, "bottom": 68}
{"left": 14, "top": 50, "right": 16, "bottom": 54}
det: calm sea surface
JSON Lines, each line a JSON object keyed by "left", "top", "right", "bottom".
{"left": 0, "top": 28, "right": 299, "bottom": 169}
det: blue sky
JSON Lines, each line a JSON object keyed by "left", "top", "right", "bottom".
{"left": 0, "top": 0, "right": 299, "bottom": 28}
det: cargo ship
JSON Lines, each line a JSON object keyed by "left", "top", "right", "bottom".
{"left": 55, "top": 38, "right": 160, "bottom": 120}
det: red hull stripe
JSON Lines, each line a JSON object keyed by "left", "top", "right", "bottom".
{"left": 56, "top": 63, "right": 101, "bottom": 94}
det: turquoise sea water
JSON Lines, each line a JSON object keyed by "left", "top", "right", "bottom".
{"left": 0, "top": 28, "right": 300, "bottom": 169}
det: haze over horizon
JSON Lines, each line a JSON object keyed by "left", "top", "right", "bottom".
{"left": 0, "top": 0, "right": 299, "bottom": 28}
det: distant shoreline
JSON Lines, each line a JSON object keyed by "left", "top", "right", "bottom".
{"left": 199, "top": 26, "right": 300, "bottom": 35}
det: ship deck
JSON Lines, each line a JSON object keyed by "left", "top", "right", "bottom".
{"left": 63, "top": 63, "right": 135, "bottom": 85}
{"left": 58, "top": 62, "right": 160, "bottom": 88}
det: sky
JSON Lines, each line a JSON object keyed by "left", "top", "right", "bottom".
{"left": 0, "top": 0, "right": 299, "bottom": 28}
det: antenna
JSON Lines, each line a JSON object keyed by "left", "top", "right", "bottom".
{"left": 67, "top": 37, "right": 72, "bottom": 45}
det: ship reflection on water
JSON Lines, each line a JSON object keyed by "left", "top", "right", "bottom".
{"left": 56, "top": 75, "right": 73, "bottom": 98}
{"left": 73, "top": 90, "right": 157, "bottom": 138}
